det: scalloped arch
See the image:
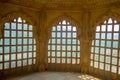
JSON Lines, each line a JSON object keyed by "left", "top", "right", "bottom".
{"left": 93, "top": 11, "right": 120, "bottom": 28}
{"left": 0, "top": 11, "right": 35, "bottom": 28}
{"left": 47, "top": 13, "right": 81, "bottom": 39}
{"left": 0, "top": 11, "right": 36, "bottom": 38}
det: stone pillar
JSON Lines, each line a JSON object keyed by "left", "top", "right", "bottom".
{"left": 36, "top": 10, "right": 48, "bottom": 71}
{"left": 80, "top": 11, "right": 92, "bottom": 73}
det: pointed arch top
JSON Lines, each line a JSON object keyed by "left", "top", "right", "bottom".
{"left": 93, "top": 11, "right": 120, "bottom": 28}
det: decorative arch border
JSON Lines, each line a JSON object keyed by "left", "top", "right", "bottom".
{"left": 0, "top": 11, "right": 36, "bottom": 38}
{"left": 93, "top": 11, "right": 120, "bottom": 29}
{"left": 47, "top": 13, "right": 81, "bottom": 40}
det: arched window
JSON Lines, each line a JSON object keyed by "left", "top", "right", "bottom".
{"left": 90, "top": 18, "right": 120, "bottom": 75}
{"left": 48, "top": 20, "right": 80, "bottom": 64}
{"left": 0, "top": 17, "right": 36, "bottom": 70}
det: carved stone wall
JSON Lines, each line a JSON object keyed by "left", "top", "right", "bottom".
{"left": 0, "top": 1, "right": 120, "bottom": 79}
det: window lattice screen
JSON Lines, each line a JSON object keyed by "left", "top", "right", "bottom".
{"left": 0, "top": 17, "right": 36, "bottom": 70}
{"left": 48, "top": 20, "right": 80, "bottom": 64}
{"left": 91, "top": 18, "right": 120, "bottom": 74}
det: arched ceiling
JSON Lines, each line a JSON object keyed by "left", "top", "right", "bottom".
{"left": 0, "top": 0, "right": 120, "bottom": 10}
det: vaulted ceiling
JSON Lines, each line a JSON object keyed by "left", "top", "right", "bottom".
{"left": 0, "top": 0, "right": 120, "bottom": 10}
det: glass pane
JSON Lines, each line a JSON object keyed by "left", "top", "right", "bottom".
{"left": 18, "top": 46, "right": 22, "bottom": 52}
{"left": 62, "top": 32, "right": 66, "bottom": 38}
{"left": 11, "top": 46, "right": 16, "bottom": 53}
{"left": 23, "top": 53, "right": 27, "bottom": 58}
{"left": 113, "top": 33, "right": 119, "bottom": 40}
{"left": 11, "top": 39, "right": 16, "bottom": 45}
{"left": 96, "top": 33, "right": 100, "bottom": 39}
{"left": 52, "top": 32, "right": 56, "bottom": 37}
{"left": 18, "top": 39, "right": 22, "bottom": 44}
{"left": 96, "top": 26, "right": 100, "bottom": 32}
{"left": 107, "top": 25, "right": 112, "bottom": 31}
{"left": 51, "top": 58, "right": 55, "bottom": 63}
{"left": 72, "top": 58, "right": 76, "bottom": 64}
{"left": 112, "top": 49, "right": 118, "bottom": 57}
{"left": 67, "top": 58, "right": 71, "bottom": 64}
{"left": 29, "top": 32, "right": 33, "bottom": 37}
{"left": 28, "top": 59, "right": 32, "bottom": 65}
{"left": 62, "top": 46, "right": 66, "bottom": 50}
{"left": 101, "top": 25, "right": 106, "bottom": 31}
{"left": 57, "top": 32, "right": 61, "bottom": 37}
{"left": 28, "top": 46, "right": 32, "bottom": 51}
{"left": 23, "top": 39, "right": 27, "bottom": 44}
{"left": 67, "top": 52, "right": 71, "bottom": 57}
{"left": 62, "top": 52, "right": 66, "bottom": 57}
{"left": 72, "top": 52, "right": 76, "bottom": 57}
{"left": 4, "top": 31, "right": 10, "bottom": 37}
{"left": 23, "top": 24, "right": 28, "bottom": 30}
{"left": 4, "top": 55, "right": 9, "bottom": 61}
{"left": 4, "top": 47, "right": 10, "bottom": 53}
{"left": 57, "top": 26, "right": 61, "bottom": 31}
{"left": 113, "top": 41, "right": 118, "bottom": 48}
{"left": 101, "top": 33, "right": 105, "bottom": 39}
{"left": 11, "top": 61, "right": 16, "bottom": 68}
{"left": 100, "top": 63, "right": 104, "bottom": 69}
{"left": 11, "top": 54, "right": 16, "bottom": 60}
{"left": 11, "top": 31, "right": 16, "bottom": 37}
{"left": 0, "top": 55, "right": 2, "bottom": 62}
{"left": 106, "top": 57, "right": 110, "bottom": 63}
{"left": 52, "top": 52, "right": 55, "bottom": 57}
{"left": 106, "top": 41, "right": 111, "bottom": 47}
{"left": 94, "top": 61, "right": 98, "bottom": 68}
{"left": 28, "top": 53, "right": 32, "bottom": 58}
{"left": 0, "top": 63, "right": 3, "bottom": 70}
{"left": 4, "top": 62, "right": 9, "bottom": 69}
{"left": 23, "top": 46, "right": 27, "bottom": 51}
{"left": 23, "top": 60, "right": 27, "bottom": 66}
{"left": 67, "top": 26, "right": 72, "bottom": 31}
{"left": 17, "top": 61, "right": 21, "bottom": 67}
{"left": 4, "top": 39, "right": 10, "bottom": 45}
{"left": 106, "top": 49, "right": 111, "bottom": 55}
{"left": 18, "top": 24, "right": 22, "bottom": 30}
{"left": 112, "top": 66, "right": 117, "bottom": 73}
{"left": 56, "top": 58, "right": 60, "bottom": 63}
{"left": 73, "top": 33, "right": 76, "bottom": 38}
{"left": 56, "top": 52, "right": 60, "bottom": 57}
{"left": 18, "top": 31, "right": 22, "bottom": 37}
{"left": 101, "top": 41, "right": 105, "bottom": 47}
{"left": 29, "top": 39, "right": 32, "bottom": 44}
{"left": 52, "top": 27, "right": 56, "bottom": 31}
{"left": 57, "top": 39, "right": 61, "bottom": 44}
{"left": 67, "top": 33, "right": 71, "bottom": 38}
{"left": 29, "top": 25, "right": 32, "bottom": 30}
{"left": 5, "top": 23, "right": 10, "bottom": 29}
{"left": 67, "top": 39, "right": 71, "bottom": 44}
{"left": 73, "top": 27, "right": 76, "bottom": 31}
{"left": 107, "top": 33, "right": 112, "bottom": 39}
{"left": 57, "top": 45, "right": 60, "bottom": 50}
{"left": 114, "top": 25, "right": 119, "bottom": 31}
{"left": 62, "top": 39, "right": 66, "bottom": 44}
{"left": 62, "top": 26, "right": 66, "bottom": 31}
{"left": 105, "top": 64, "right": 110, "bottom": 71}
{"left": 100, "top": 55, "right": 104, "bottom": 62}
{"left": 17, "top": 53, "right": 22, "bottom": 59}
{"left": 23, "top": 32, "right": 27, "bottom": 37}
{"left": 112, "top": 58, "right": 117, "bottom": 65}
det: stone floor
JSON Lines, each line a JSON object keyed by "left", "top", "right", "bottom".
{"left": 6, "top": 72, "right": 102, "bottom": 80}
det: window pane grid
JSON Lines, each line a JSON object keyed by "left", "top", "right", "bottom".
{"left": 48, "top": 20, "right": 80, "bottom": 64}
{"left": 0, "top": 17, "right": 36, "bottom": 70}
{"left": 90, "top": 18, "right": 120, "bottom": 75}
